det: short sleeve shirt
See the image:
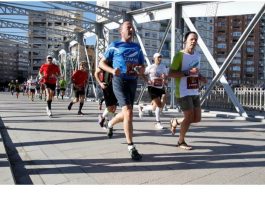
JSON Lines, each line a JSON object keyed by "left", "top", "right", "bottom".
{"left": 103, "top": 41, "right": 145, "bottom": 79}
{"left": 39, "top": 63, "right": 60, "bottom": 84}
{"left": 145, "top": 63, "right": 168, "bottom": 89}
{"left": 71, "top": 70, "right": 88, "bottom": 88}
{"left": 170, "top": 51, "right": 201, "bottom": 98}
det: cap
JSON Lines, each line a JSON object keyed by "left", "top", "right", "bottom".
{"left": 47, "top": 55, "right": 53, "bottom": 59}
{"left": 153, "top": 52, "right": 162, "bottom": 59}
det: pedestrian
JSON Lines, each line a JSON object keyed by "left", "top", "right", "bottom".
{"left": 67, "top": 61, "right": 88, "bottom": 115}
{"left": 27, "top": 76, "right": 37, "bottom": 101}
{"left": 99, "top": 20, "right": 145, "bottom": 161}
{"left": 39, "top": 78, "right": 46, "bottom": 100}
{"left": 8, "top": 80, "right": 15, "bottom": 95}
{"left": 138, "top": 52, "right": 168, "bottom": 130}
{"left": 94, "top": 65, "right": 117, "bottom": 136}
{"left": 14, "top": 79, "right": 20, "bottom": 99}
{"left": 55, "top": 81, "right": 60, "bottom": 99}
{"left": 168, "top": 31, "right": 207, "bottom": 150}
{"left": 59, "top": 77, "right": 67, "bottom": 100}
{"left": 39, "top": 55, "right": 61, "bottom": 117}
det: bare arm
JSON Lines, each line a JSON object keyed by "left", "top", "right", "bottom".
{"left": 167, "top": 69, "right": 185, "bottom": 78}
{"left": 99, "top": 58, "right": 120, "bottom": 76}
{"left": 94, "top": 67, "right": 107, "bottom": 89}
{"left": 94, "top": 67, "right": 101, "bottom": 83}
{"left": 168, "top": 67, "right": 199, "bottom": 78}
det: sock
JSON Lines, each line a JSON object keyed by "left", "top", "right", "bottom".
{"left": 155, "top": 107, "right": 161, "bottom": 122}
{"left": 102, "top": 108, "right": 108, "bottom": 118}
{"left": 142, "top": 105, "right": 153, "bottom": 112}
{"left": 47, "top": 100, "right": 52, "bottom": 110}
{"left": 78, "top": 102, "right": 84, "bottom": 112}
{"left": 128, "top": 143, "right": 135, "bottom": 151}
{"left": 107, "top": 121, "right": 113, "bottom": 128}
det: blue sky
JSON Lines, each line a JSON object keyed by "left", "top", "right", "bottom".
{"left": 0, "top": 1, "right": 97, "bottom": 44}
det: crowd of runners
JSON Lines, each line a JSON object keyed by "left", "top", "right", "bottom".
{"left": 7, "top": 21, "right": 207, "bottom": 161}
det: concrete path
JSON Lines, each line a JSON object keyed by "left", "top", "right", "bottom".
{"left": 0, "top": 92, "right": 264, "bottom": 184}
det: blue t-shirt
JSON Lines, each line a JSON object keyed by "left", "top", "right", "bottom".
{"left": 103, "top": 41, "right": 145, "bottom": 79}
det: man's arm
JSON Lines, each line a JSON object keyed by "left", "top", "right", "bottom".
{"left": 99, "top": 58, "right": 120, "bottom": 76}
{"left": 94, "top": 67, "right": 102, "bottom": 84}
{"left": 94, "top": 67, "right": 107, "bottom": 89}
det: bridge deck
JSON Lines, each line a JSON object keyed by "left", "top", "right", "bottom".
{"left": 0, "top": 92, "right": 264, "bottom": 184}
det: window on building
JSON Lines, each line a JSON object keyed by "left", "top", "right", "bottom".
{"left": 232, "top": 66, "right": 241, "bottom": 71}
{"left": 246, "top": 60, "right": 254, "bottom": 65}
{"left": 151, "top": 40, "right": 157, "bottom": 47}
{"left": 152, "top": 32, "right": 157, "bottom": 39}
{"left": 145, "top": 40, "right": 150, "bottom": 47}
{"left": 232, "top": 59, "right": 241, "bottom": 64}
{"left": 145, "top": 32, "right": 150, "bottom": 38}
{"left": 246, "top": 67, "right": 254, "bottom": 72}
{"left": 232, "top": 32, "right": 242, "bottom": 37}
{"left": 130, "top": 2, "right": 142, "bottom": 10}
{"left": 217, "top": 36, "right": 225, "bottom": 42}
{"left": 247, "top": 48, "right": 254, "bottom": 53}
{"left": 217, "top": 43, "right": 226, "bottom": 48}
{"left": 217, "top": 22, "right": 225, "bottom": 27}
{"left": 232, "top": 73, "right": 240, "bottom": 78}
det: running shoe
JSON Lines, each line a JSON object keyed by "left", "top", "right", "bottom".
{"left": 68, "top": 103, "right": 72, "bottom": 110}
{"left": 107, "top": 126, "right": 113, "bottom": 138}
{"left": 155, "top": 122, "right": 164, "bottom": 130}
{"left": 138, "top": 105, "right": 143, "bottom": 118}
{"left": 98, "top": 115, "right": 105, "bottom": 128}
{"left": 129, "top": 147, "right": 142, "bottom": 161}
{"left": 78, "top": 111, "right": 84, "bottom": 116}
{"left": 46, "top": 106, "right": 52, "bottom": 117}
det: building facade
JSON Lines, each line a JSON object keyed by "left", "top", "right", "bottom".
{"left": 214, "top": 15, "right": 264, "bottom": 86}
{"left": 0, "top": 39, "right": 29, "bottom": 85}
{"left": 28, "top": 10, "right": 82, "bottom": 77}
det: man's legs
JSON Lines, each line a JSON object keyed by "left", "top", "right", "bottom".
{"left": 46, "top": 88, "right": 54, "bottom": 116}
{"left": 110, "top": 77, "right": 142, "bottom": 160}
{"left": 177, "top": 95, "right": 201, "bottom": 150}
{"left": 78, "top": 95, "right": 85, "bottom": 115}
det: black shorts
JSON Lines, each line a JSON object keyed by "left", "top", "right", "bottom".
{"left": 16, "top": 88, "right": 20, "bottom": 93}
{"left": 30, "top": 89, "right": 35, "bottom": 93}
{"left": 60, "top": 88, "right": 66, "bottom": 91}
{"left": 102, "top": 83, "right": 117, "bottom": 107}
{"left": 73, "top": 87, "right": 85, "bottom": 98}
{"left": 147, "top": 86, "right": 166, "bottom": 100}
{"left": 44, "top": 83, "right": 56, "bottom": 91}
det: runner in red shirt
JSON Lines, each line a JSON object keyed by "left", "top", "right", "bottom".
{"left": 39, "top": 55, "right": 61, "bottom": 117}
{"left": 68, "top": 61, "right": 89, "bottom": 115}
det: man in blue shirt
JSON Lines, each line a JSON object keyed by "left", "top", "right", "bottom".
{"left": 99, "top": 21, "right": 145, "bottom": 161}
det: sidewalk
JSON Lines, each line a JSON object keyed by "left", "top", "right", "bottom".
{"left": 0, "top": 92, "right": 264, "bottom": 184}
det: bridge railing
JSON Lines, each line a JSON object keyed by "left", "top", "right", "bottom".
{"left": 200, "top": 87, "right": 265, "bottom": 112}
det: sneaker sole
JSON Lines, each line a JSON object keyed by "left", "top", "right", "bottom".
{"left": 107, "top": 131, "right": 113, "bottom": 138}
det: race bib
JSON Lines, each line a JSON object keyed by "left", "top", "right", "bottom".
{"left": 126, "top": 63, "right": 138, "bottom": 76}
{"left": 187, "top": 76, "right": 199, "bottom": 89}
{"left": 152, "top": 78, "right": 163, "bottom": 87}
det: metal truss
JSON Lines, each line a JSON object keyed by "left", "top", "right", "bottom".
{"left": 0, "top": 19, "right": 76, "bottom": 38}
{"left": 50, "top": 1, "right": 123, "bottom": 24}
{"left": 0, "top": 2, "right": 96, "bottom": 33}
{"left": 0, "top": 32, "right": 28, "bottom": 41}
